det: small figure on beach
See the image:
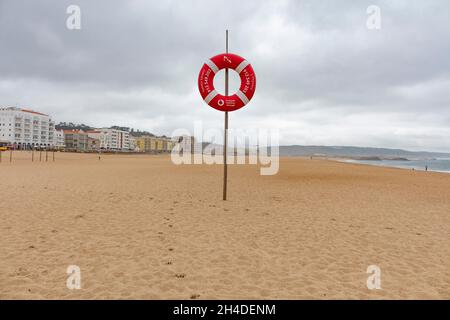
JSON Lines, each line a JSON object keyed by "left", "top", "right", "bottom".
{"left": 425, "top": 165, "right": 428, "bottom": 171}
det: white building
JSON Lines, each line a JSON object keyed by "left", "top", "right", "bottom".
{"left": 0, "top": 107, "right": 55, "bottom": 149}
{"left": 128, "top": 135, "right": 137, "bottom": 151}
{"left": 88, "top": 128, "right": 130, "bottom": 151}
{"left": 86, "top": 130, "right": 102, "bottom": 141}
{"left": 53, "top": 129, "right": 65, "bottom": 149}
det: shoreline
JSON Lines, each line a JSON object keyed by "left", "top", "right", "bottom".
{"left": 3, "top": 150, "right": 450, "bottom": 174}
{"left": 333, "top": 158, "right": 450, "bottom": 174}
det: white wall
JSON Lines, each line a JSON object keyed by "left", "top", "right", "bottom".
{"left": 0, "top": 107, "right": 54, "bottom": 148}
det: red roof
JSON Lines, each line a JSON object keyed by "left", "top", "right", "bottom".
{"left": 21, "top": 109, "right": 48, "bottom": 116}
{"left": 63, "top": 129, "right": 87, "bottom": 134}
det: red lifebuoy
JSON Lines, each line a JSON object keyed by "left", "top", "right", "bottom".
{"left": 198, "top": 53, "right": 256, "bottom": 112}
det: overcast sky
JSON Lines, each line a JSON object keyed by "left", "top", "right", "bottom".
{"left": 0, "top": 0, "right": 449, "bottom": 152}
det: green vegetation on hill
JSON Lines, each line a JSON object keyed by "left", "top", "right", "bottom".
{"left": 55, "top": 122, "right": 93, "bottom": 131}
{"left": 55, "top": 122, "right": 162, "bottom": 138}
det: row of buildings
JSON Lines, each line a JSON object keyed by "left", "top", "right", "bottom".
{"left": 0, "top": 107, "right": 177, "bottom": 153}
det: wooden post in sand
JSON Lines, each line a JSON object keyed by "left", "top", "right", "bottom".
{"left": 32, "top": 148, "right": 34, "bottom": 162}
{"left": 0, "top": 150, "right": 2, "bottom": 163}
{"left": 53, "top": 150, "right": 55, "bottom": 162}
{"left": 39, "top": 149, "right": 42, "bottom": 162}
{"left": 45, "top": 148, "right": 48, "bottom": 162}
{"left": 9, "top": 148, "right": 13, "bottom": 163}
{"left": 223, "top": 30, "right": 229, "bottom": 201}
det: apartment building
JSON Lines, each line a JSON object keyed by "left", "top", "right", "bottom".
{"left": 0, "top": 107, "right": 55, "bottom": 149}
{"left": 53, "top": 129, "right": 65, "bottom": 149}
{"left": 86, "top": 130, "right": 102, "bottom": 151}
{"left": 135, "top": 136, "right": 176, "bottom": 153}
{"left": 92, "top": 128, "right": 131, "bottom": 151}
{"left": 64, "top": 130, "right": 88, "bottom": 152}
{"left": 87, "top": 137, "right": 100, "bottom": 151}
{"left": 129, "top": 135, "right": 137, "bottom": 152}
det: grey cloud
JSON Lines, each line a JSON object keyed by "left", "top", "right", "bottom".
{"left": 0, "top": 0, "right": 449, "bottom": 151}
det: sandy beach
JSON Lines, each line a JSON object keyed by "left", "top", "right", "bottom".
{"left": 0, "top": 151, "right": 449, "bottom": 299}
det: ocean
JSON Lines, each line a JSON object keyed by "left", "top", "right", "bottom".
{"left": 342, "top": 158, "right": 450, "bottom": 173}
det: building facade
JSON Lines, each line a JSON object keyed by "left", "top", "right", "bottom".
{"left": 53, "top": 129, "right": 65, "bottom": 149}
{"left": 87, "top": 137, "right": 100, "bottom": 151}
{"left": 64, "top": 130, "right": 88, "bottom": 152}
{"left": 0, "top": 107, "right": 55, "bottom": 149}
{"left": 94, "top": 128, "right": 131, "bottom": 151}
{"left": 135, "top": 136, "right": 175, "bottom": 153}
{"left": 129, "top": 135, "right": 137, "bottom": 152}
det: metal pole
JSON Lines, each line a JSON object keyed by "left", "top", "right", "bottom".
{"left": 46, "top": 148, "right": 48, "bottom": 162}
{"left": 0, "top": 150, "right": 2, "bottom": 163}
{"left": 40, "top": 149, "right": 42, "bottom": 162}
{"left": 10, "top": 148, "right": 12, "bottom": 163}
{"left": 32, "top": 148, "right": 34, "bottom": 162}
{"left": 223, "top": 30, "right": 229, "bottom": 201}
{"left": 53, "top": 150, "right": 55, "bottom": 162}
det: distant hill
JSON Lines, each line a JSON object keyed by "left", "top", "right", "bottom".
{"left": 55, "top": 122, "right": 93, "bottom": 131}
{"left": 55, "top": 123, "right": 161, "bottom": 137}
{"left": 129, "top": 128, "right": 156, "bottom": 137}
{"left": 278, "top": 145, "right": 450, "bottom": 160}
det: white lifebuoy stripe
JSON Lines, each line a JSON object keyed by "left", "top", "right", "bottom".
{"left": 204, "top": 90, "right": 218, "bottom": 104}
{"left": 235, "top": 60, "right": 249, "bottom": 74}
{"left": 205, "top": 60, "right": 219, "bottom": 74}
{"left": 236, "top": 90, "right": 250, "bottom": 105}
